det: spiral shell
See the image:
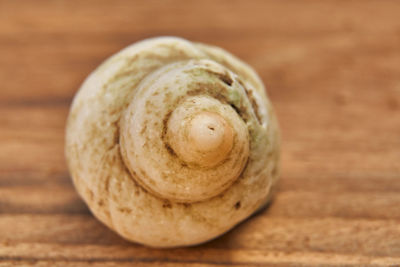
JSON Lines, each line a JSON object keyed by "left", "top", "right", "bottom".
{"left": 65, "top": 37, "right": 280, "bottom": 247}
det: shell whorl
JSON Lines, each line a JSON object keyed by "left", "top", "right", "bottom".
{"left": 66, "top": 37, "right": 280, "bottom": 247}
{"left": 120, "top": 59, "right": 251, "bottom": 202}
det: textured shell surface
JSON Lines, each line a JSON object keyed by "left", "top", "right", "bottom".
{"left": 65, "top": 36, "right": 280, "bottom": 247}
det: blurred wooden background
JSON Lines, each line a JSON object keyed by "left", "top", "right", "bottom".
{"left": 1, "top": 0, "right": 400, "bottom": 266}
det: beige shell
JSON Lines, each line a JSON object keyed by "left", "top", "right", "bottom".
{"left": 65, "top": 37, "right": 280, "bottom": 247}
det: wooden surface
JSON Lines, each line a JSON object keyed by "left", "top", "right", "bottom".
{"left": 1, "top": 0, "right": 400, "bottom": 266}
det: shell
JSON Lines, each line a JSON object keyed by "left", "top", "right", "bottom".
{"left": 65, "top": 36, "right": 280, "bottom": 247}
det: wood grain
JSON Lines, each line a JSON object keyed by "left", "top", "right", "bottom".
{"left": 1, "top": 0, "right": 400, "bottom": 266}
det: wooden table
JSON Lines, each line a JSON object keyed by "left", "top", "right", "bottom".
{"left": 1, "top": 0, "right": 400, "bottom": 266}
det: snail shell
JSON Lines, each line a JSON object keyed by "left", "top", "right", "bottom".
{"left": 65, "top": 37, "right": 280, "bottom": 247}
